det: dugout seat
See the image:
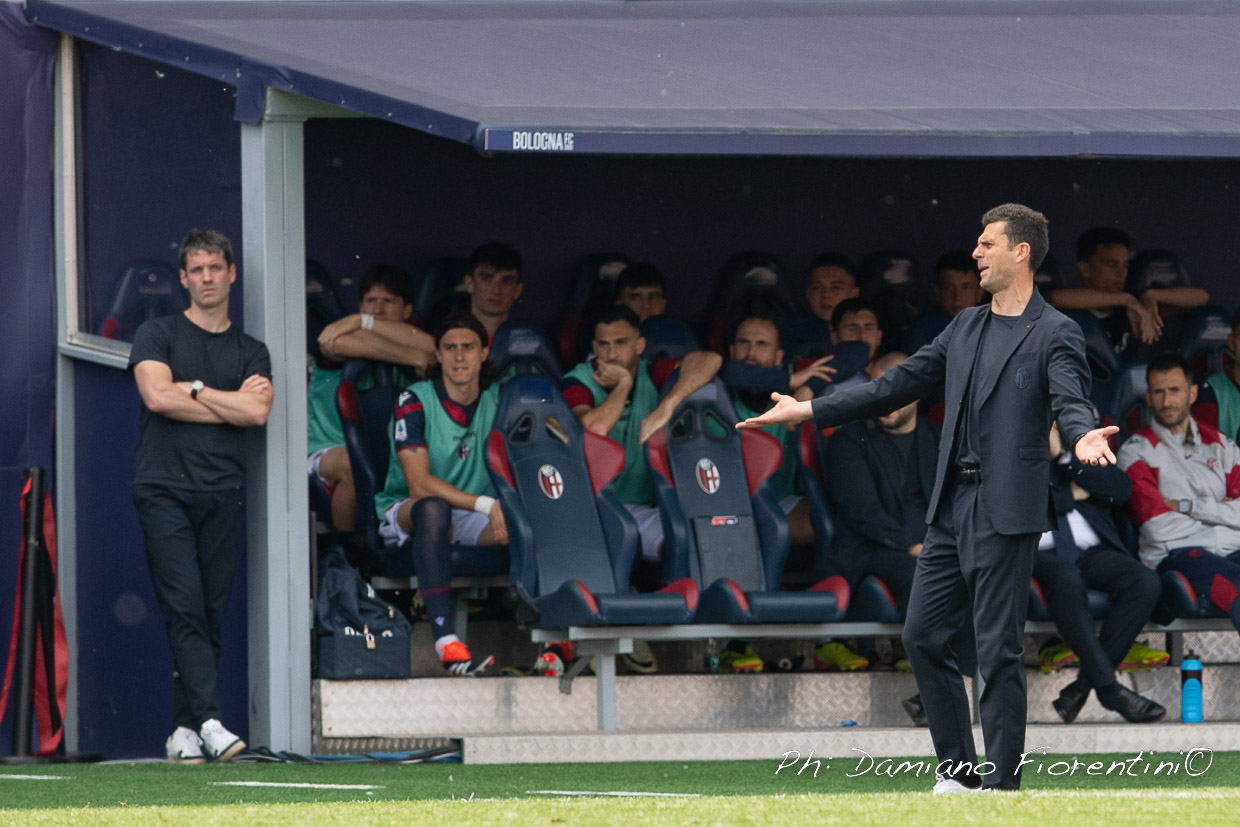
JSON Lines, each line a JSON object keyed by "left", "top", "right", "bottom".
{"left": 1177, "top": 306, "right": 1232, "bottom": 380}
{"left": 306, "top": 259, "right": 347, "bottom": 356}
{"left": 857, "top": 249, "right": 934, "bottom": 344}
{"left": 485, "top": 376, "right": 698, "bottom": 627}
{"left": 413, "top": 256, "right": 471, "bottom": 325}
{"left": 99, "top": 259, "right": 189, "bottom": 341}
{"left": 489, "top": 322, "right": 562, "bottom": 383}
{"left": 336, "top": 359, "right": 507, "bottom": 579}
{"left": 640, "top": 316, "right": 701, "bottom": 364}
{"left": 1026, "top": 577, "right": 1112, "bottom": 622}
{"left": 1100, "top": 361, "right": 1150, "bottom": 442}
{"left": 1159, "top": 567, "right": 1229, "bottom": 619}
{"left": 557, "top": 252, "right": 633, "bottom": 366}
{"left": 645, "top": 380, "right": 848, "bottom": 624}
{"left": 705, "top": 252, "right": 796, "bottom": 353}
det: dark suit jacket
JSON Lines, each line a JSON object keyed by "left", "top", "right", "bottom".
{"left": 811, "top": 288, "right": 1094, "bottom": 535}
{"left": 1050, "top": 458, "right": 1133, "bottom": 556}
{"left": 823, "top": 417, "right": 939, "bottom": 554}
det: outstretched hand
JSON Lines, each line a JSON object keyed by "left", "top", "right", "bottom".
{"left": 735, "top": 393, "right": 814, "bottom": 429}
{"left": 1074, "top": 425, "right": 1119, "bottom": 466}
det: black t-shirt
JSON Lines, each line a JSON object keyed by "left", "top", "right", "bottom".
{"left": 129, "top": 313, "right": 272, "bottom": 489}
{"left": 955, "top": 307, "right": 1028, "bottom": 466}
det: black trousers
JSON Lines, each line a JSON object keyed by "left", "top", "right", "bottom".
{"left": 133, "top": 483, "right": 245, "bottom": 731}
{"left": 1033, "top": 546, "right": 1161, "bottom": 689}
{"left": 902, "top": 480, "right": 1037, "bottom": 790}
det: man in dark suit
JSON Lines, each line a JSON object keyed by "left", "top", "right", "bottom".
{"left": 1034, "top": 425, "right": 1165, "bottom": 724}
{"left": 738, "top": 203, "right": 1119, "bottom": 792}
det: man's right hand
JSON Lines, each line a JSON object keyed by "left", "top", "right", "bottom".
{"left": 735, "top": 393, "right": 813, "bottom": 429}
{"left": 594, "top": 361, "right": 633, "bottom": 392}
{"left": 1124, "top": 296, "right": 1162, "bottom": 344}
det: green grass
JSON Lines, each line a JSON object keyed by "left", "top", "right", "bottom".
{"left": 1, "top": 756, "right": 1237, "bottom": 824}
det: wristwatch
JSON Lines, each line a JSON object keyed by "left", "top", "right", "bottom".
{"left": 190, "top": 380, "right": 204, "bottom": 400}
{"left": 1178, "top": 498, "right": 1192, "bottom": 515}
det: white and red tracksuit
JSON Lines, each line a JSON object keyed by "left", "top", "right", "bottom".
{"left": 1117, "top": 416, "right": 1240, "bottom": 628}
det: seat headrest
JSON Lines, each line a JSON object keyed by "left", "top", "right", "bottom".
{"left": 640, "top": 316, "right": 700, "bottom": 363}
{"left": 490, "top": 323, "right": 562, "bottom": 380}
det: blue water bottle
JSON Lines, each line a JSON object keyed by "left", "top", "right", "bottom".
{"left": 1180, "top": 650, "right": 1203, "bottom": 723}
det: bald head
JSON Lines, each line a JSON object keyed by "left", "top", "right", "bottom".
{"left": 869, "top": 351, "right": 907, "bottom": 380}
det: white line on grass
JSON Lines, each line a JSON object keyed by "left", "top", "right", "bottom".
{"left": 0, "top": 774, "right": 68, "bottom": 781}
{"left": 211, "top": 782, "right": 384, "bottom": 790}
{"left": 526, "top": 790, "right": 701, "bottom": 798}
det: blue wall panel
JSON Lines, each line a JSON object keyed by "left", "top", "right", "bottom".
{"left": 0, "top": 3, "right": 58, "bottom": 756}
{"left": 72, "top": 361, "right": 248, "bottom": 758}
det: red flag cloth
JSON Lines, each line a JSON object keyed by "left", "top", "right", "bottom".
{"left": 0, "top": 477, "right": 68, "bottom": 755}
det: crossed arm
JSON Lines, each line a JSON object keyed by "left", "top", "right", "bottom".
{"left": 134, "top": 360, "right": 273, "bottom": 427}
{"left": 318, "top": 314, "right": 436, "bottom": 369}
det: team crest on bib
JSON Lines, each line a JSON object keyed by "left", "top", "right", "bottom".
{"left": 538, "top": 464, "right": 564, "bottom": 499}
{"left": 696, "top": 458, "right": 721, "bottom": 494}
{"left": 457, "top": 441, "right": 470, "bottom": 460}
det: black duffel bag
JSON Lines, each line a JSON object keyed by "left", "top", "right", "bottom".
{"left": 316, "top": 547, "right": 412, "bottom": 679}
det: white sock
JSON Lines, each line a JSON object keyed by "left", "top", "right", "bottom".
{"left": 434, "top": 634, "right": 461, "bottom": 657}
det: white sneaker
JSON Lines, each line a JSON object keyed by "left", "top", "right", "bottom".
{"left": 165, "top": 726, "right": 205, "bottom": 764}
{"left": 199, "top": 718, "right": 246, "bottom": 762}
{"left": 933, "top": 773, "right": 988, "bottom": 794}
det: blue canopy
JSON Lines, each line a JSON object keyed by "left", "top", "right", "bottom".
{"left": 26, "top": 0, "right": 1240, "bottom": 156}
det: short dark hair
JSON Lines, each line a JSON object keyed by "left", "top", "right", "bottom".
{"left": 1076, "top": 227, "right": 1133, "bottom": 263}
{"left": 358, "top": 264, "right": 415, "bottom": 306}
{"left": 616, "top": 262, "right": 666, "bottom": 294}
{"left": 1146, "top": 351, "right": 1192, "bottom": 383}
{"left": 592, "top": 304, "right": 642, "bottom": 335}
{"left": 179, "top": 228, "right": 233, "bottom": 269}
{"left": 469, "top": 242, "right": 523, "bottom": 279}
{"left": 934, "top": 250, "right": 978, "bottom": 283}
{"left": 980, "top": 203, "right": 1049, "bottom": 273}
{"left": 808, "top": 251, "right": 857, "bottom": 278}
{"left": 831, "top": 297, "right": 878, "bottom": 331}
{"left": 432, "top": 312, "right": 489, "bottom": 349}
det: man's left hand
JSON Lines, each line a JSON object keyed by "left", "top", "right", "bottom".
{"left": 1074, "top": 425, "right": 1120, "bottom": 466}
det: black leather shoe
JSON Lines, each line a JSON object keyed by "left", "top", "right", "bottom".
{"left": 1098, "top": 683, "right": 1166, "bottom": 724}
{"left": 1052, "top": 681, "right": 1090, "bottom": 724}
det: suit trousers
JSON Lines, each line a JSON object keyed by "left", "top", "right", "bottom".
{"left": 133, "top": 483, "right": 245, "bottom": 731}
{"left": 902, "top": 479, "right": 1037, "bottom": 790}
{"left": 1033, "top": 547, "right": 1161, "bottom": 689}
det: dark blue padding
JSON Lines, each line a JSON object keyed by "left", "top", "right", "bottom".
{"left": 1100, "top": 361, "right": 1149, "bottom": 441}
{"left": 489, "top": 322, "right": 562, "bottom": 383}
{"left": 1028, "top": 577, "right": 1114, "bottom": 622}
{"left": 558, "top": 251, "right": 632, "bottom": 366}
{"left": 640, "top": 316, "right": 701, "bottom": 364}
{"left": 849, "top": 576, "right": 901, "bottom": 623}
{"left": 1178, "top": 305, "right": 1232, "bottom": 379}
{"left": 337, "top": 359, "right": 400, "bottom": 551}
{"left": 99, "top": 259, "right": 188, "bottom": 340}
{"left": 485, "top": 375, "right": 696, "bottom": 627}
{"left": 413, "top": 256, "right": 470, "bottom": 323}
{"left": 647, "top": 378, "right": 845, "bottom": 623}
{"left": 1160, "top": 569, "right": 1229, "bottom": 619}
{"left": 795, "top": 421, "right": 835, "bottom": 580}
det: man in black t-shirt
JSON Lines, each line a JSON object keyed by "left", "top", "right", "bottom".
{"left": 130, "top": 229, "right": 272, "bottom": 764}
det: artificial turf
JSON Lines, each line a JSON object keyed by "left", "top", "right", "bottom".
{"left": 0, "top": 753, "right": 1235, "bottom": 814}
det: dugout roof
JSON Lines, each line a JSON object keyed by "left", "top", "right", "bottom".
{"left": 26, "top": 0, "right": 1240, "bottom": 157}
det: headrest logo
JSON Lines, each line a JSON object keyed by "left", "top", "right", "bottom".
{"left": 696, "top": 458, "right": 721, "bottom": 494}
{"left": 538, "top": 464, "right": 564, "bottom": 499}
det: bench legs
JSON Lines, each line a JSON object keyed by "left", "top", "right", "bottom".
{"left": 551, "top": 639, "right": 632, "bottom": 731}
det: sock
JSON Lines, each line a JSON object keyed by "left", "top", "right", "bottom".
{"left": 409, "top": 497, "right": 454, "bottom": 638}
{"left": 435, "top": 634, "right": 461, "bottom": 658}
